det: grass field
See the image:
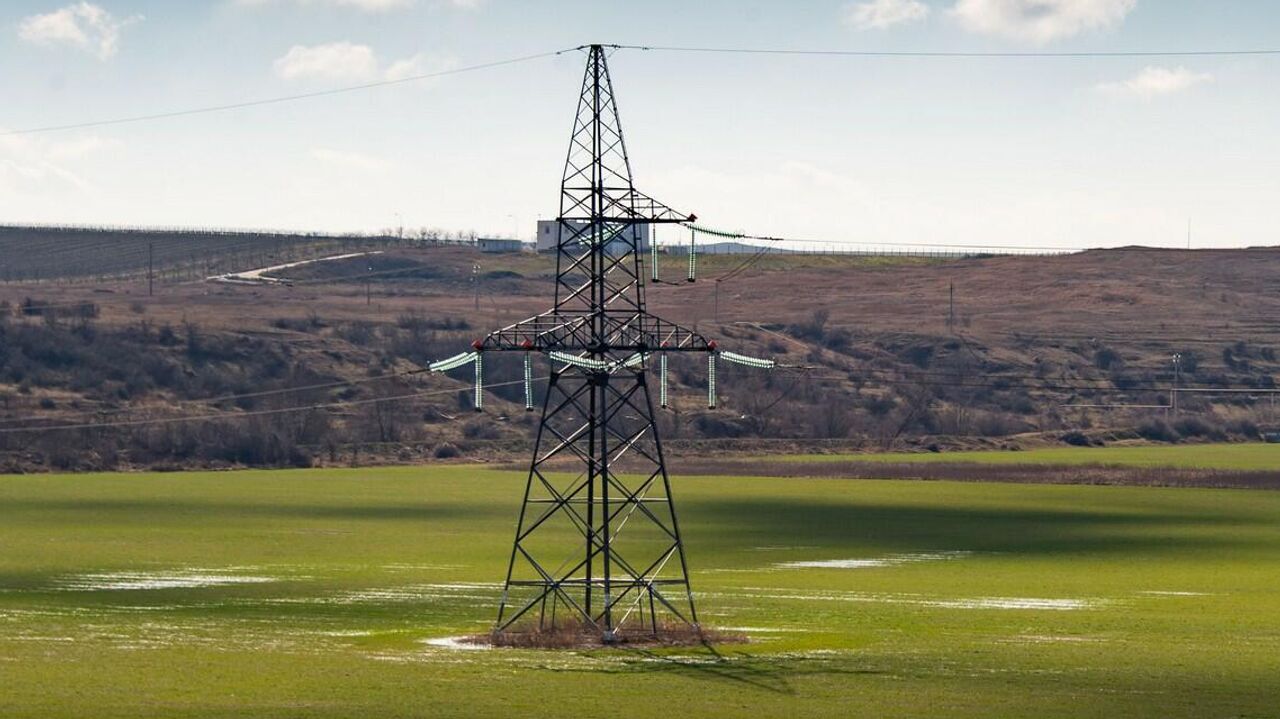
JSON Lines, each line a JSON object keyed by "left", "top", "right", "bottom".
{"left": 782, "top": 442, "right": 1280, "bottom": 470}
{"left": 2, "top": 464, "right": 1279, "bottom": 717}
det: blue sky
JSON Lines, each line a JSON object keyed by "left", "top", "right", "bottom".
{"left": 1, "top": 0, "right": 1278, "bottom": 249}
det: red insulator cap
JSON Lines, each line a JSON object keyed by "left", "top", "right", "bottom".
{"left": 471, "top": 339, "right": 484, "bottom": 351}
{"left": 660, "top": 341, "right": 669, "bottom": 348}
{"left": 707, "top": 340, "right": 718, "bottom": 351}
{"left": 520, "top": 339, "right": 534, "bottom": 350}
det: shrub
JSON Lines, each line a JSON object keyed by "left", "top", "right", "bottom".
{"left": 901, "top": 345, "right": 934, "bottom": 369}
{"left": 1095, "top": 347, "right": 1122, "bottom": 370}
{"left": 462, "top": 421, "right": 501, "bottom": 440}
{"left": 788, "top": 309, "right": 830, "bottom": 342}
{"left": 1137, "top": 419, "right": 1181, "bottom": 443}
{"left": 1110, "top": 371, "right": 1142, "bottom": 390}
{"left": 823, "top": 328, "right": 852, "bottom": 353}
{"left": 1173, "top": 416, "right": 1227, "bottom": 441}
{"left": 1061, "top": 431, "right": 1092, "bottom": 447}
{"left": 1224, "top": 418, "right": 1260, "bottom": 439}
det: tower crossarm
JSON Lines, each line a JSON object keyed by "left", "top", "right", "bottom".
{"left": 479, "top": 311, "right": 715, "bottom": 354}
{"left": 559, "top": 188, "right": 693, "bottom": 225}
{"left": 604, "top": 189, "right": 694, "bottom": 225}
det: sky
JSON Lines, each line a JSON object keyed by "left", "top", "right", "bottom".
{"left": 1, "top": 0, "right": 1279, "bottom": 250}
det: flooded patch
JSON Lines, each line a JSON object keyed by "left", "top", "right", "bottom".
{"left": 929, "top": 597, "right": 1098, "bottom": 611}
{"left": 1003, "top": 634, "right": 1106, "bottom": 644}
{"left": 260, "top": 582, "right": 501, "bottom": 606}
{"left": 775, "top": 551, "right": 972, "bottom": 570}
{"left": 423, "top": 636, "right": 490, "bottom": 651}
{"left": 722, "top": 587, "right": 1106, "bottom": 611}
{"left": 52, "top": 570, "right": 278, "bottom": 592}
{"left": 1139, "top": 591, "right": 1214, "bottom": 597}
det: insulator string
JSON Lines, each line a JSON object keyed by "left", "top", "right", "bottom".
{"left": 707, "top": 353, "right": 717, "bottom": 409}
{"left": 687, "top": 226, "right": 697, "bottom": 282}
{"left": 660, "top": 353, "right": 669, "bottom": 408}
{"left": 523, "top": 352, "right": 534, "bottom": 411}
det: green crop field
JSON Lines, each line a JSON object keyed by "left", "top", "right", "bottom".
{"left": 781, "top": 442, "right": 1280, "bottom": 470}
{"left": 2, "top": 465, "right": 1279, "bottom": 718}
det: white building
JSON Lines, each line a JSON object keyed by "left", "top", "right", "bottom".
{"left": 476, "top": 237, "right": 529, "bottom": 253}
{"left": 535, "top": 220, "right": 651, "bottom": 254}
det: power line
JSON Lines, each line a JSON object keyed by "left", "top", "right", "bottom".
{"left": 8, "top": 42, "right": 1275, "bottom": 140}
{"left": 682, "top": 223, "right": 1085, "bottom": 252}
{"left": 769, "top": 365, "right": 1269, "bottom": 394}
{"left": 0, "top": 366, "right": 434, "bottom": 426}
{"left": 0, "top": 377, "right": 544, "bottom": 434}
{"left": 613, "top": 43, "right": 1280, "bottom": 59}
{"left": 1, "top": 362, "right": 1268, "bottom": 435}
{"left": 0, "top": 49, "right": 568, "bottom": 138}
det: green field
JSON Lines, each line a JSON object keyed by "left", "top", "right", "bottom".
{"left": 782, "top": 442, "right": 1280, "bottom": 470}
{"left": 2, "top": 465, "right": 1279, "bottom": 718}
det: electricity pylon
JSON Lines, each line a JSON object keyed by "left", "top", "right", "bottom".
{"left": 480, "top": 45, "right": 713, "bottom": 639}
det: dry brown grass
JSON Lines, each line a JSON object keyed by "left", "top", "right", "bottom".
{"left": 7, "top": 245, "right": 1280, "bottom": 472}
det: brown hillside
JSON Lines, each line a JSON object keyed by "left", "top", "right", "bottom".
{"left": 1, "top": 244, "right": 1277, "bottom": 470}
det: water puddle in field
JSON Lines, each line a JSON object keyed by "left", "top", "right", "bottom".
{"left": 333, "top": 582, "right": 499, "bottom": 604}
{"left": 261, "top": 582, "right": 500, "bottom": 606}
{"left": 423, "top": 636, "right": 490, "bottom": 651}
{"left": 51, "top": 570, "right": 279, "bottom": 592}
{"left": 931, "top": 597, "right": 1096, "bottom": 610}
{"left": 1138, "top": 591, "right": 1215, "bottom": 597}
{"left": 721, "top": 587, "right": 1107, "bottom": 611}
{"left": 774, "top": 551, "right": 972, "bottom": 570}
{"left": 1002, "top": 634, "right": 1106, "bottom": 644}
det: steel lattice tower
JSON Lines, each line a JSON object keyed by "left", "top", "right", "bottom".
{"left": 480, "top": 45, "right": 713, "bottom": 639}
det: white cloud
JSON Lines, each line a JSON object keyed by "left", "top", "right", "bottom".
{"left": 309, "top": 147, "right": 391, "bottom": 171}
{"left": 1096, "top": 66, "right": 1213, "bottom": 99}
{"left": 274, "top": 42, "right": 380, "bottom": 81}
{"left": 0, "top": 130, "right": 118, "bottom": 195}
{"left": 235, "top": 0, "right": 487, "bottom": 9}
{"left": 18, "top": 2, "right": 142, "bottom": 60}
{"left": 843, "top": 0, "right": 931, "bottom": 30}
{"left": 950, "top": 0, "right": 1135, "bottom": 44}
{"left": 274, "top": 43, "right": 456, "bottom": 84}
{"left": 235, "top": 0, "right": 414, "bottom": 11}
{"left": 383, "top": 52, "right": 458, "bottom": 82}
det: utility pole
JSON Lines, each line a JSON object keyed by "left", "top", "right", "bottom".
{"left": 713, "top": 279, "right": 720, "bottom": 323}
{"left": 472, "top": 262, "right": 481, "bottom": 312}
{"left": 947, "top": 281, "right": 955, "bottom": 332}
{"left": 148, "top": 243, "right": 154, "bottom": 297}
{"left": 365, "top": 263, "right": 372, "bottom": 306}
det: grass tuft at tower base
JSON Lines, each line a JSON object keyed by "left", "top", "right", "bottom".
{"left": 478, "top": 619, "right": 746, "bottom": 649}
